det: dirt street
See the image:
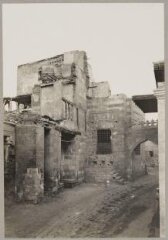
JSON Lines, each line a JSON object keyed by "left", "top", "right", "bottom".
{"left": 5, "top": 173, "right": 159, "bottom": 238}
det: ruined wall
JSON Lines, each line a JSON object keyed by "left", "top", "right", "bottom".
{"left": 27, "top": 50, "right": 89, "bottom": 135}
{"left": 17, "top": 50, "right": 88, "bottom": 96}
{"left": 16, "top": 51, "right": 90, "bottom": 191}
{"left": 17, "top": 54, "right": 64, "bottom": 96}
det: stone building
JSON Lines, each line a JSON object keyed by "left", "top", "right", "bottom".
{"left": 3, "top": 50, "right": 158, "bottom": 202}
{"left": 85, "top": 81, "right": 158, "bottom": 183}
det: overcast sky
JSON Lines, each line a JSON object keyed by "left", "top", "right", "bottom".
{"left": 3, "top": 3, "right": 164, "bottom": 98}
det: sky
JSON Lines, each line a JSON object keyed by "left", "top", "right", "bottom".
{"left": 3, "top": 3, "right": 164, "bottom": 99}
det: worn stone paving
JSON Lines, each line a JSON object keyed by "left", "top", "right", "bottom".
{"left": 5, "top": 173, "right": 159, "bottom": 238}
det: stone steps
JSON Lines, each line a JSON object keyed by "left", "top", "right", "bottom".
{"left": 111, "top": 170, "right": 126, "bottom": 184}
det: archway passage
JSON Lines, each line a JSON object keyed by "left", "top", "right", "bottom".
{"left": 126, "top": 122, "right": 158, "bottom": 179}
{"left": 131, "top": 139, "right": 158, "bottom": 178}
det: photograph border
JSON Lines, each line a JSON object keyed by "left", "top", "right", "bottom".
{"left": 0, "top": 0, "right": 167, "bottom": 239}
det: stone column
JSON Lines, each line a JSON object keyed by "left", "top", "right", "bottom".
{"left": 154, "top": 82, "right": 165, "bottom": 237}
{"left": 15, "top": 124, "right": 44, "bottom": 202}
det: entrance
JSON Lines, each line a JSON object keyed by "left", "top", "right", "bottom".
{"left": 61, "top": 132, "right": 76, "bottom": 184}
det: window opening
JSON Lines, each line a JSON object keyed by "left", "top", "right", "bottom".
{"left": 97, "top": 129, "right": 112, "bottom": 154}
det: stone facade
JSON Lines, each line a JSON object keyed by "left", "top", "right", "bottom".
{"left": 85, "top": 82, "right": 158, "bottom": 182}
{"left": 5, "top": 51, "right": 89, "bottom": 201}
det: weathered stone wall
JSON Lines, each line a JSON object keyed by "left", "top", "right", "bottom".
{"left": 15, "top": 121, "right": 62, "bottom": 200}
{"left": 85, "top": 91, "right": 154, "bottom": 182}
{"left": 17, "top": 54, "right": 64, "bottom": 96}
{"left": 61, "top": 134, "right": 87, "bottom": 185}
{"left": 85, "top": 155, "right": 114, "bottom": 182}
{"left": 17, "top": 50, "right": 88, "bottom": 95}
{"left": 28, "top": 50, "right": 89, "bottom": 134}
{"left": 87, "top": 81, "right": 111, "bottom": 98}
{"left": 15, "top": 125, "right": 44, "bottom": 201}
{"left": 62, "top": 84, "right": 74, "bottom": 103}
{"left": 125, "top": 99, "right": 145, "bottom": 127}
{"left": 86, "top": 94, "right": 129, "bottom": 181}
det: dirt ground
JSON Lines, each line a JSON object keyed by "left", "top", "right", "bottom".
{"left": 5, "top": 173, "right": 159, "bottom": 238}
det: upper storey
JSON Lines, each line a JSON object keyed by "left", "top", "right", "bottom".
{"left": 17, "top": 50, "right": 90, "bottom": 96}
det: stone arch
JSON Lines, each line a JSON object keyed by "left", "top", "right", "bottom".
{"left": 128, "top": 128, "right": 158, "bottom": 157}
{"left": 130, "top": 137, "right": 148, "bottom": 156}
{"left": 126, "top": 127, "right": 158, "bottom": 180}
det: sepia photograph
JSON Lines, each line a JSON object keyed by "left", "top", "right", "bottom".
{"left": 2, "top": 2, "right": 165, "bottom": 238}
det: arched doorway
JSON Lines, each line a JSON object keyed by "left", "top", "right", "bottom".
{"left": 131, "top": 139, "right": 158, "bottom": 179}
